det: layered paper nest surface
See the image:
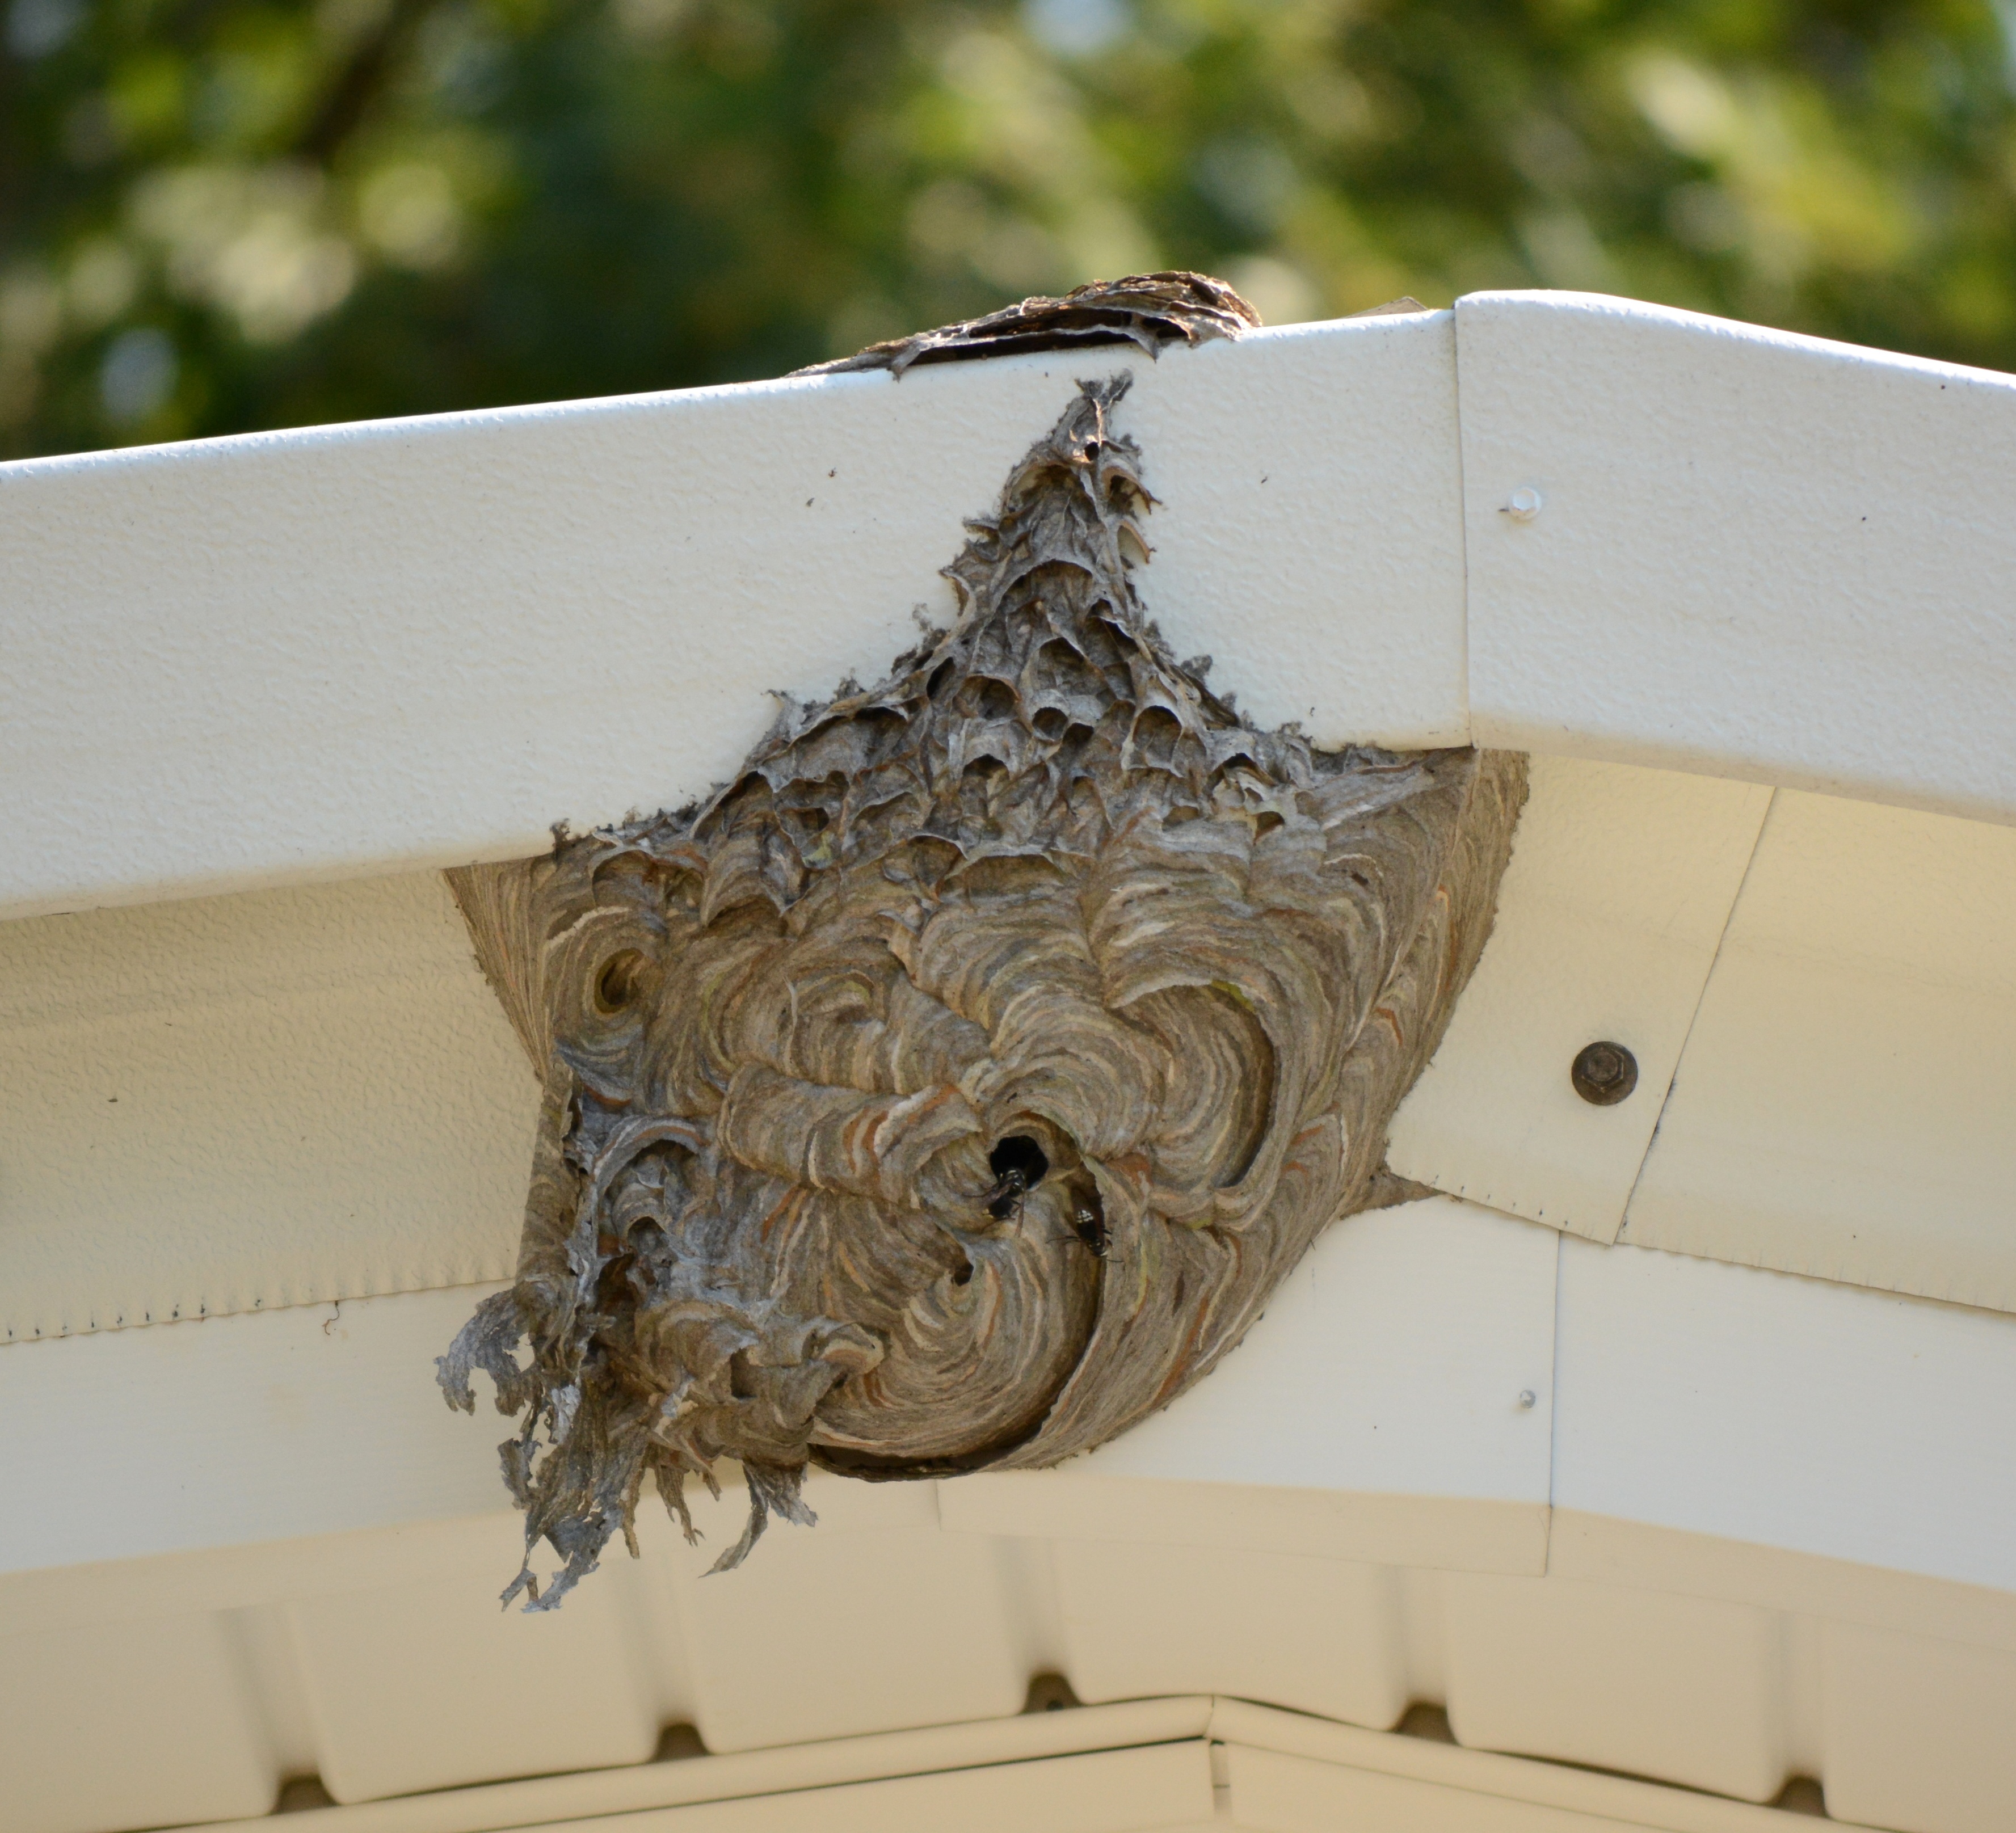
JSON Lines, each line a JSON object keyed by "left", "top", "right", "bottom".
{"left": 441, "top": 374, "right": 1526, "bottom": 1605}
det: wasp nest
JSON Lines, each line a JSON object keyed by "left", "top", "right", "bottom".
{"left": 440, "top": 373, "right": 1526, "bottom": 1607}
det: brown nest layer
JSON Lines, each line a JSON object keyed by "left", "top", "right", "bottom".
{"left": 440, "top": 370, "right": 1525, "bottom": 1607}
{"left": 793, "top": 271, "right": 1261, "bottom": 377}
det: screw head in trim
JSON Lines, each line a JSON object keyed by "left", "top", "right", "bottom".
{"left": 1572, "top": 1040, "right": 1638, "bottom": 1106}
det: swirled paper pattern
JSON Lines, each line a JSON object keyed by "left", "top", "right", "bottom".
{"left": 440, "top": 374, "right": 1526, "bottom": 1606}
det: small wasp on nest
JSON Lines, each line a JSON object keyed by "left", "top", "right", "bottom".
{"left": 439, "top": 275, "right": 1525, "bottom": 1607}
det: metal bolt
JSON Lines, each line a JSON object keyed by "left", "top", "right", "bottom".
{"left": 1517, "top": 1389, "right": 1538, "bottom": 1410}
{"left": 1502, "top": 485, "right": 1544, "bottom": 521}
{"left": 1572, "top": 1041, "right": 1639, "bottom": 1106}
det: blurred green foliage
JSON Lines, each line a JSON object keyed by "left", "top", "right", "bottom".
{"left": 4, "top": 0, "right": 2014, "bottom": 456}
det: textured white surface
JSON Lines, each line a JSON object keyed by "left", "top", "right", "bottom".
{"left": 1624, "top": 791, "right": 2016, "bottom": 1310}
{"left": 1053, "top": 1540, "right": 1415, "bottom": 1730}
{"left": 1459, "top": 290, "right": 2016, "bottom": 825}
{"left": 0, "top": 1283, "right": 510, "bottom": 1573}
{"left": 659, "top": 1477, "right": 1034, "bottom": 1754}
{"left": 1441, "top": 1573, "right": 1787, "bottom": 1801}
{"left": 288, "top": 1567, "right": 663, "bottom": 1801}
{"left": 939, "top": 1197, "right": 1556, "bottom": 1574}
{"left": 1386, "top": 757, "right": 1770, "bottom": 1241}
{"left": 1552, "top": 1235, "right": 2016, "bottom": 1596}
{"left": 0, "top": 313, "right": 1467, "bottom": 922}
{"left": 1081, "top": 1199, "right": 1555, "bottom": 1501}
{"left": 11, "top": 287, "right": 2016, "bottom": 928}
{"left": 10, "top": 1459, "right": 2016, "bottom": 1828}
{"left": 1821, "top": 1620, "right": 2016, "bottom": 1833}
{"left": 0, "top": 867, "right": 536, "bottom": 1341}
{"left": 0, "top": 1200, "right": 1554, "bottom": 1582}
{"left": 582, "top": 1742, "right": 1215, "bottom": 1833}
{"left": 0, "top": 1613, "right": 276, "bottom": 1833}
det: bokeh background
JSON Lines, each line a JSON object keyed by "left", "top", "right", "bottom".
{"left": 5, "top": 0, "right": 2014, "bottom": 458}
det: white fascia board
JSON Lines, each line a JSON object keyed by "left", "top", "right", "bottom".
{"left": 1385, "top": 756, "right": 1771, "bottom": 1243}
{"left": 0, "top": 1198, "right": 1552, "bottom": 1580}
{"left": 1621, "top": 789, "right": 2016, "bottom": 1312}
{"left": 0, "top": 313, "right": 1467, "bottom": 922}
{"left": 939, "top": 1198, "right": 1556, "bottom": 1578}
{"left": 0, "top": 869, "right": 537, "bottom": 1346}
{"left": 1459, "top": 289, "right": 2016, "bottom": 826}
{"left": 1212, "top": 1702, "right": 1838, "bottom": 1833}
{"left": 0, "top": 1282, "right": 513, "bottom": 1574}
{"left": 15, "top": 1192, "right": 2015, "bottom": 1613}
{"left": 125, "top": 1699, "right": 1867, "bottom": 1833}
{"left": 166, "top": 1704, "right": 1218, "bottom": 1833}
{"left": 8, "top": 292, "right": 2015, "bottom": 924}
{"left": 1552, "top": 1233, "right": 2016, "bottom": 1597}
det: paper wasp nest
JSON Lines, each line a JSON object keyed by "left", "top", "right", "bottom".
{"left": 440, "top": 365, "right": 1526, "bottom": 1607}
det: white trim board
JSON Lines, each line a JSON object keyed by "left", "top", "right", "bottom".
{"left": 1551, "top": 1233, "right": 2016, "bottom": 1598}
{"left": 9, "top": 1203, "right": 2016, "bottom": 1615}
{"left": 1388, "top": 759, "right": 2016, "bottom": 1318}
{"left": 0, "top": 1198, "right": 1553, "bottom": 1579}
{"left": 151, "top": 1697, "right": 1876, "bottom": 1833}
{"left": 170, "top": 1701, "right": 1218, "bottom": 1833}
{"left": 6, "top": 751, "right": 2010, "bottom": 1372}
{"left": 1386, "top": 755, "right": 1771, "bottom": 1242}
{"left": 15, "top": 1514, "right": 2016, "bottom": 1828}
{"left": 1620, "top": 789, "right": 2016, "bottom": 1312}
{"left": 5, "top": 291, "right": 2015, "bottom": 923}
{"left": 0, "top": 313, "right": 1466, "bottom": 922}
{"left": 0, "top": 867, "right": 537, "bottom": 1345}
{"left": 1459, "top": 290, "right": 2016, "bottom": 827}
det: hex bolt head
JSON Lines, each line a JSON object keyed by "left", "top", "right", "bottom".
{"left": 1503, "top": 485, "right": 1544, "bottom": 521}
{"left": 1572, "top": 1040, "right": 1639, "bottom": 1106}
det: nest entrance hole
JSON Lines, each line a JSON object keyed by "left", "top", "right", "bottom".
{"left": 595, "top": 950, "right": 647, "bottom": 1014}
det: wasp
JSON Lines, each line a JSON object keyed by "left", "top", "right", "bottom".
{"left": 981, "top": 1136, "right": 1050, "bottom": 1224}
{"left": 978, "top": 1136, "right": 1106, "bottom": 1260}
{"left": 982, "top": 1164, "right": 1033, "bottom": 1225}
{"left": 1064, "top": 1202, "right": 1109, "bottom": 1259}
